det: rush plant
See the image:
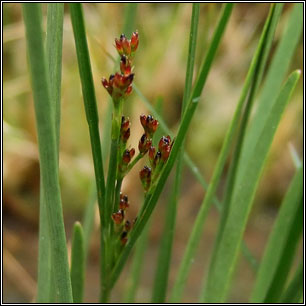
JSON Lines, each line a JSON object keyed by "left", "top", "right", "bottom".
{"left": 22, "top": 3, "right": 302, "bottom": 303}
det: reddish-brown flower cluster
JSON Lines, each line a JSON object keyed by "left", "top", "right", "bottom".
{"left": 140, "top": 135, "right": 173, "bottom": 192}
{"left": 115, "top": 32, "right": 139, "bottom": 58}
{"left": 138, "top": 114, "right": 159, "bottom": 156}
{"left": 101, "top": 73, "right": 134, "bottom": 101}
{"left": 102, "top": 31, "right": 139, "bottom": 102}
{"left": 112, "top": 193, "right": 133, "bottom": 245}
{"left": 140, "top": 114, "right": 159, "bottom": 137}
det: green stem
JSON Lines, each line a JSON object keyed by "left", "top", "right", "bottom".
{"left": 106, "top": 100, "right": 122, "bottom": 219}
{"left": 113, "top": 178, "right": 123, "bottom": 212}
{"left": 152, "top": 4, "right": 199, "bottom": 302}
{"left": 69, "top": 4, "right": 107, "bottom": 303}
{"left": 23, "top": 3, "right": 72, "bottom": 302}
{"left": 125, "top": 153, "right": 143, "bottom": 175}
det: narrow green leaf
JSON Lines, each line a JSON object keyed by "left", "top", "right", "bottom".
{"left": 37, "top": 192, "right": 54, "bottom": 302}
{"left": 69, "top": 3, "right": 108, "bottom": 301}
{"left": 70, "top": 222, "right": 85, "bottom": 303}
{"left": 37, "top": 4, "right": 64, "bottom": 302}
{"left": 264, "top": 199, "right": 303, "bottom": 303}
{"left": 46, "top": 3, "right": 64, "bottom": 150}
{"left": 69, "top": 3, "right": 106, "bottom": 222}
{"left": 239, "top": 3, "right": 303, "bottom": 175}
{"left": 109, "top": 3, "right": 234, "bottom": 290}
{"left": 123, "top": 221, "right": 151, "bottom": 303}
{"left": 83, "top": 182, "right": 97, "bottom": 259}
{"left": 207, "top": 4, "right": 282, "bottom": 284}
{"left": 251, "top": 166, "right": 303, "bottom": 302}
{"left": 22, "top": 3, "right": 72, "bottom": 302}
{"left": 152, "top": 4, "right": 199, "bottom": 303}
{"left": 203, "top": 70, "right": 300, "bottom": 303}
{"left": 281, "top": 262, "right": 303, "bottom": 304}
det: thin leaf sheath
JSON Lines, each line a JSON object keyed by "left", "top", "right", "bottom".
{"left": 22, "top": 3, "right": 72, "bottom": 302}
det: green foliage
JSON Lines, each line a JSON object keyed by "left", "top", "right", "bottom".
{"left": 251, "top": 166, "right": 303, "bottom": 303}
{"left": 20, "top": 3, "right": 302, "bottom": 304}
{"left": 202, "top": 70, "right": 300, "bottom": 303}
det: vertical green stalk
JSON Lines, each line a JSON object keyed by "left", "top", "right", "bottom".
{"left": 169, "top": 4, "right": 235, "bottom": 302}
{"left": 218, "top": 4, "right": 282, "bottom": 242}
{"left": 151, "top": 4, "right": 199, "bottom": 303}
{"left": 102, "top": 99, "right": 122, "bottom": 302}
{"left": 69, "top": 3, "right": 107, "bottom": 303}
{"left": 37, "top": 3, "right": 64, "bottom": 302}
{"left": 122, "top": 3, "right": 138, "bottom": 36}
{"left": 106, "top": 99, "right": 122, "bottom": 219}
{"left": 23, "top": 3, "right": 72, "bottom": 302}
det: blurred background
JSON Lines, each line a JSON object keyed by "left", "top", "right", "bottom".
{"left": 3, "top": 3, "right": 303, "bottom": 303}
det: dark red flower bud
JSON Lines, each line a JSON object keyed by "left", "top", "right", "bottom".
{"left": 140, "top": 114, "right": 159, "bottom": 137}
{"left": 125, "top": 85, "right": 133, "bottom": 96}
{"left": 112, "top": 209, "right": 124, "bottom": 224}
{"left": 115, "top": 38, "right": 124, "bottom": 56}
{"left": 119, "top": 193, "right": 129, "bottom": 210}
{"left": 148, "top": 146, "right": 156, "bottom": 162}
{"left": 154, "top": 151, "right": 162, "bottom": 165}
{"left": 101, "top": 77, "right": 113, "bottom": 96}
{"left": 115, "top": 32, "right": 139, "bottom": 58}
{"left": 122, "top": 148, "right": 135, "bottom": 164}
{"left": 120, "top": 55, "right": 132, "bottom": 76}
{"left": 138, "top": 134, "right": 152, "bottom": 154}
{"left": 122, "top": 128, "right": 130, "bottom": 142}
{"left": 122, "top": 37, "right": 131, "bottom": 56}
{"left": 121, "top": 116, "right": 130, "bottom": 142}
{"left": 158, "top": 136, "right": 172, "bottom": 161}
{"left": 140, "top": 114, "right": 147, "bottom": 129}
{"left": 131, "top": 31, "right": 139, "bottom": 52}
{"left": 124, "top": 220, "right": 132, "bottom": 232}
{"left": 121, "top": 231, "right": 128, "bottom": 245}
{"left": 139, "top": 166, "right": 152, "bottom": 191}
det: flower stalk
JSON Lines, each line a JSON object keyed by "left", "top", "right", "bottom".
{"left": 100, "top": 31, "right": 174, "bottom": 302}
